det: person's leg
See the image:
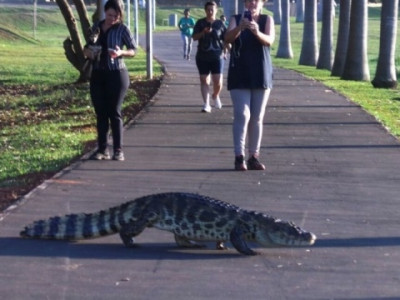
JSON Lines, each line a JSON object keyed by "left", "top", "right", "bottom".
{"left": 181, "top": 33, "right": 188, "bottom": 58}
{"left": 90, "top": 71, "right": 110, "bottom": 157}
{"left": 200, "top": 74, "right": 211, "bottom": 112}
{"left": 196, "top": 57, "right": 211, "bottom": 112}
{"left": 211, "top": 73, "right": 222, "bottom": 103}
{"left": 105, "top": 69, "right": 130, "bottom": 159}
{"left": 230, "top": 89, "right": 251, "bottom": 157}
{"left": 247, "top": 89, "right": 270, "bottom": 156}
{"left": 247, "top": 89, "right": 270, "bottom": 170}
{"left": 187, "top": 36, "right": 193, "bottom": 59}
{"left": 210, "top": 58, "right": 224, "bottom": 109}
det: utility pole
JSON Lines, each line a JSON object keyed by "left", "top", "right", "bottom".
{"left": 146, "top": 0, "right": 153, "bottom": 79}
{"left": 33, "top": 0, "right": 37, "bottom": 39}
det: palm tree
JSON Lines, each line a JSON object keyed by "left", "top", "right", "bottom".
{"left": 317, "top": 0, "right": 334, "bottom": 70}
{"left": 276, "top": 0, "right": 293, "bottom": 58}
{"left": 296, "top": 0, "right": 305, "bottom": 23}
{"left": 331, "top": 0, "right": 351, "bottom": 76}
{"left": 371, "top": 0, "right": 398, "bottom": 88}
{"left": 274, "top": 0, "right": 282, "bottom": 25}
{"left": 341, "top": 0, "right": 370, "bottom": 81}
{"left": 299, "top": 0, "right": 318, "bottom": 66}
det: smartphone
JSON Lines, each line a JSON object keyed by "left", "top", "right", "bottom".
{"left": 244, "top": 10, "right": 252, "bottom": 21}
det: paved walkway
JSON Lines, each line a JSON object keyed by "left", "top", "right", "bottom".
{"left": 1, "top": 31, "right": 400, "bottom": 299}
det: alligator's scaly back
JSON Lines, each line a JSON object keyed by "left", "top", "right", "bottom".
{"left": 20, "top": 192, "right": 316, "bottom": 255}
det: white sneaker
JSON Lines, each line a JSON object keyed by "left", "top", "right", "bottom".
{"left": 213, "top": 96, "right": 222, "bottom": 109}
{"left": 201, "top": 103, "right": 212, "bottom": 113}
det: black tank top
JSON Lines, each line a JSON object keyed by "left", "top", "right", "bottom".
{"left": 227, "top": 14, "right": 273, "bottom": 90}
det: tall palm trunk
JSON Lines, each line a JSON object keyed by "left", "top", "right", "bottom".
{"left": 331, "top": 0, "right": 351, "bottom": 76}
{"left": 317, "top": 0, "right": 334, "bottom": 70}
{"left": 296, "top": 0, "right": 304, "bottom": 23}
{"left": 276, "top": 0, "right": 293, "bottom": 58}
{"left": 371, "top": 0, "right": 398, "bottom": 88}
{"left": 341, "top": 0, "right": 370, "bottom": 81}
{"left": 274, "top": 0, "right": 282, "bottom": 25}
{"left": 299, "top": 0, "right": 318, "bottom": 66}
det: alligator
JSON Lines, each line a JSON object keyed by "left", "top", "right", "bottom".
{"left": 20, "top": 192, "right": 316, "bottom": 255}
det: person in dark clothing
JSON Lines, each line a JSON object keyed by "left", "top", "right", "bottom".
{"left": 192, "top": 1, "right": 226, "bottom": 113}
{"left": 224, "top": 0, "right": 275, "bottom": 171}
{"left": 84, "top": 0, "right": 136, "bottom": 161}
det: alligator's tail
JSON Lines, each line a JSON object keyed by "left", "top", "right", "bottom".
{"left": 20, "top": 205, "right": 132, "bottom": 240}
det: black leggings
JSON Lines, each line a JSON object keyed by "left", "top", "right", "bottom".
{"left": 90, "top": 69, "right": 130, "bottom": 152}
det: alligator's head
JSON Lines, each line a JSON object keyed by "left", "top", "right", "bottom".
{"left": 254, "top": 214, "right": 317, "bottom": 247}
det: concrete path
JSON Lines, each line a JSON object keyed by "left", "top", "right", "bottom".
{"left": 1, "top": 31, "right": 399, "bottom": 299}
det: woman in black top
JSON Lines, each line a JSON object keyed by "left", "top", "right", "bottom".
{"left": 225, "top": 0, "right": 275, "bottom": 171}
{"left": 84, "top": 0, "right": 136, "bottom": 161}
{"left": 192, "top": 1, "right": 226, "bottom": 113}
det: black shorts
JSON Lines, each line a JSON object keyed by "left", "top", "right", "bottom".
{"left": 196, "top": 56, "right": 224, "bottom": 75}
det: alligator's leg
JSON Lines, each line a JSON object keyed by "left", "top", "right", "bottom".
{"left": 119, "top": 212, "right": 158, "bottom": 247}
{"left": 174, "top": 234, "right": 206, "bottom": 248}
{"left": 230, "top": 225, "right": 257, "bottom": 255}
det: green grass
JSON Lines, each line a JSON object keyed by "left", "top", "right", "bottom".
{"left": 271, "top": 6, "right": 400, "bottom": 137}
{"left": 0, "top": 5, "right": 163, "bottom": 187}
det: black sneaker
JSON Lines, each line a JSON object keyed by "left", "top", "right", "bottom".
{"left": 90, "top": 149, "right": 110, "bottom": 160}
{"left": 247, "top": 156, "right": 265, "bottom": 170}
{"left": 234, "top": 155, "right": 247, "bottom": 171}
{"left": 112, "top": 150, "right": 125, "bottom": 161}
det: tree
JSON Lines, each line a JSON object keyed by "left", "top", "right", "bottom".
{"left": 316, "top": 0, "right": 334, "bottom": 70}
{"left": 299, "top": 0, "right": 318, "bottom": 66}
{"left": 296, "top": 0, "right": 305, "bottom": 23}
{"left": 55, "top": 0, "right": 94, "bottom": 82}
{"left": 371, "top": 0, "right": 398, "bottom": 88}
{"left": 341, "top": 0, "right": 370, "bottom": 81}
{"left": 276, "top": 0, "right": 293, "bottom": 58}
{"left": 331, "top": 0, "right": 351, "bottom": 76}
{"left": 273, "top": 0, "right": 282, "bottom": 25}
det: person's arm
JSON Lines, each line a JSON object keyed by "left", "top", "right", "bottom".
{"left": 225, "top": 15, "right": 275, "bottom": 47}
{"left": 192, "top": 21, "right": 212, "bottom": 41}
{"left": 249, "top": 15, "right": 275, "bottom": 46}
{"left": 113, "top": 26, "right": 136, "bottom": 58}
{"left": 114, "top": 46, "right": 136, "bottom": 57}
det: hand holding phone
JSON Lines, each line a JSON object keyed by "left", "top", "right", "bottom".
{"left": 108, "top": 48, "right": 117, "bottom": 58}
{"left": 243, "top": 10, "right": 252, "bottom": 21}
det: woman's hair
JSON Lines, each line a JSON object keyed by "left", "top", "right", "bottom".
{"left": 105, "top": 0, "right": 125, "bottom": 22}
{"left": 204, "top": 1, "right": 217, "bottom": 9}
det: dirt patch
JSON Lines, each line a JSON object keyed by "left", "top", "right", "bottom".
{"left": 0, "top": 77, "right": 161, "bottom": 212}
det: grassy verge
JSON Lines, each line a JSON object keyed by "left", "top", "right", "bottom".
{"left": 271, "top": 6, "right": 400, "bottom": 137}
{"left": 0, "top": 5, "right": 163, "bottom": 210}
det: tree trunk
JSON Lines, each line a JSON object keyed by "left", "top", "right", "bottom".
{"left": 55, "top": 0, "right": 89, "bottom": 82}
{"left": 331, "top": 0, "right": 351, "bottom": 76}
{"left": 371, "top": 0, "right": 398, "bottom": 88}
{"left": 317, "top": 0, "right": 334, "bottom": 70}
{"left": 341, "top": 0, "right": 370, "bottom": 81}
{"left": 274, "top": 0, "right": 282, "bottom": 25}
{"left": 72, "top": 0, "right": 92, "bottom": 42}
{"left": 296, "top": 0, "right": 304, "bottom": 23}
{"left": 299, "top": 0, "right": 318, "bottom": 66}
{"left": 92, "top": 0, "right": 104, "bottom": 23}
{"left": 276, "top": 0, "right": 293, "bottom": 58}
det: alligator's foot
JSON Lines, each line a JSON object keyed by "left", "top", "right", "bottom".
{"left": 216, "top": 241, "right": 228, "bottom": 250}
{"left": 174, "top": 234, "right": 206, "bottom": 248}
{"left": 119, "top": 233, "right": 136, "bottom": 248}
